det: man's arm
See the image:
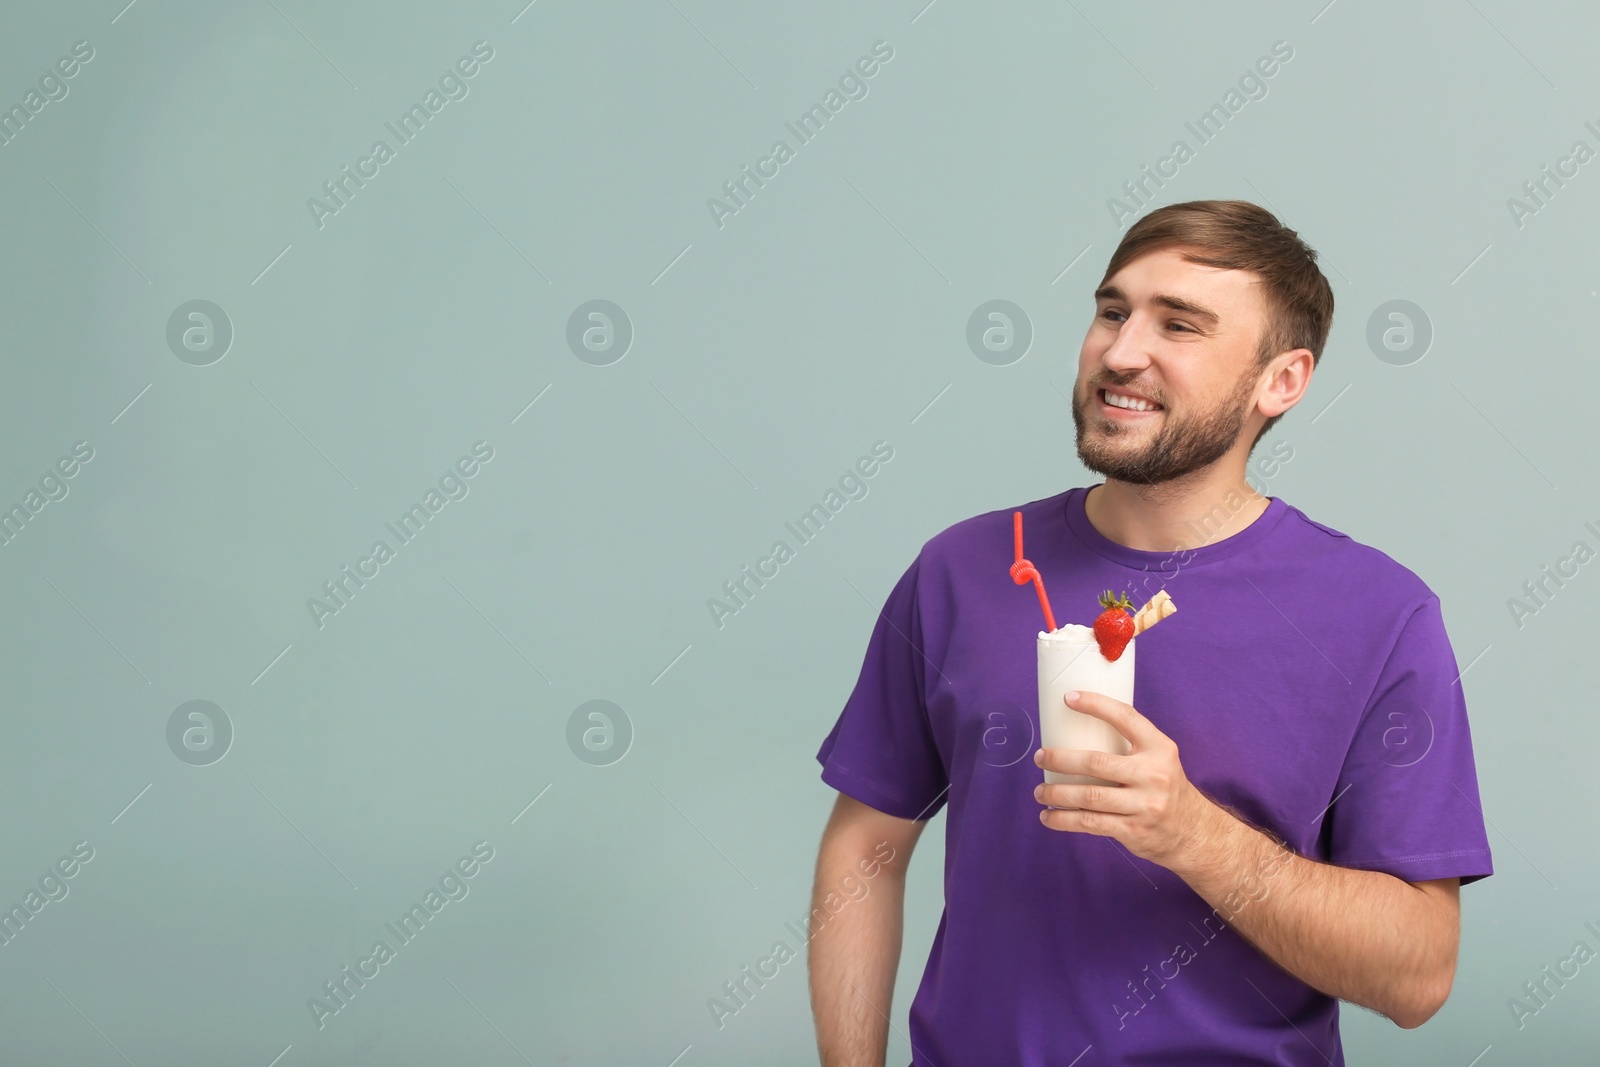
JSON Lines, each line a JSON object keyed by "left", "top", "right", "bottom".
{"left": 808, "top": 792, "right": 925, "bottom": 1067}
{"left": 1167, "top": 799, "right": 1461, "bottom": 1029}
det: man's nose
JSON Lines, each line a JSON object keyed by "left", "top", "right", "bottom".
{"left": 1100, "top": 314, "right": 1155, "bottom": 374}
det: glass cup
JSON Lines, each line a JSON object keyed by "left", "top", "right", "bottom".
{"left": 1037, "top": 629, "right": 1134, "bottom": 788}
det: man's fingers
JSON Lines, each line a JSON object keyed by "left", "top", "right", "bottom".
{"left": 1034, "top": 746, "right": 1136, "bottom": 784}
{"left": 1063, "top": 689, "right": 1161, "bottom": 750}
{"left": 1035, "top": 780, "right": 1137, "bottom": 815}
{"left": 1039, "top": 806, "right": 1122, "bottom": 836}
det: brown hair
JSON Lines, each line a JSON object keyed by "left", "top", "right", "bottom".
{"left": 1098, "top": 200, "right": 1334, "bottom": 449}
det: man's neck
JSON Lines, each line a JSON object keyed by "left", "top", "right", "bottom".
{"left": 1083, "top": 466, "right": 1271, "bottom": 554}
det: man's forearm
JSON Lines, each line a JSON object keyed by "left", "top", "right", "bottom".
{"left": 808, "top": 857, "right": 906, "bottom": 1067}
{"left": 1167, "top": 799, "right": 1454, "bottom": 1027}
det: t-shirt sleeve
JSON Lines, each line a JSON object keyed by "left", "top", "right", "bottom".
{"left": 1325, "top": 596, "right": 1494, "bottom": 886}
{"left": 814, "top": 554, "right": 949, "bottom": 822}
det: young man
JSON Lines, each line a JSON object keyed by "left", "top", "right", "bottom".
{"left": 809, "top": 200, "right": 1493, "bottom": 1065}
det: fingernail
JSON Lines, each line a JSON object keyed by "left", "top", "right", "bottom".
{"left": 1065, "top": 690, "right": 1080, "bottom": 703}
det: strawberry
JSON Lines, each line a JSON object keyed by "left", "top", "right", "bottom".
{"left": 1092, "top": 590, "right": 1135, "bottom": 661}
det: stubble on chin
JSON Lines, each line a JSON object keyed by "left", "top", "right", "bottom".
{"left": 1072, "top": 367, "right": 1259, "bottom": 492}
{"left": 1073, "top": 387, "right": 1166, "bottom": 486}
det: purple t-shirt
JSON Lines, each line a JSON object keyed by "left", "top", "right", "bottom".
{"left": 816, "top": 485, "right": 1493, "bottom": 1066}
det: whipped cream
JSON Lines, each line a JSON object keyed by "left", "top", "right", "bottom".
{"left": 1039, "top": 622, "right": 1096, "bottom": 641}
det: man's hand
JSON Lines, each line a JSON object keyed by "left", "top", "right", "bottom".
{"left": 1033, "top": 689, "right": 1462, "bottom": 1027}
{"left": 1032, "top": 688, "right": 1215, "bottom": 868}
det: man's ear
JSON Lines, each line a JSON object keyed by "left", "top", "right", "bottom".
{"left": 1260, "top": 348, "right": 1314, "bottom": 418}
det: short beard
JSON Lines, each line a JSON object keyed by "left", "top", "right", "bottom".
{"left": 1073, "top": 364, "right": 1260, "bottom": 495}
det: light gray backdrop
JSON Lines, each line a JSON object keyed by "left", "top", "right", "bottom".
{"left": 1, "top": 0, "right": 1595, "bottom": 1064}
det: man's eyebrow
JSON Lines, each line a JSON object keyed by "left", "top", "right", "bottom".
{"left": 1093, "top": 284, "right": 1221, "bottom": 328}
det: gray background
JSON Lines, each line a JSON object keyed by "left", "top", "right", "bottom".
{"left": 0, "top": 0, "right": 1594, "bottom": 1064}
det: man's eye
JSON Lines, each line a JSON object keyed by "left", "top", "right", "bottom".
{"left": 1100, "top": 309, "right": 1193, "bottom": 333}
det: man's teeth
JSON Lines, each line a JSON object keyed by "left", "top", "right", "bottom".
{"left": 1102, "top": 390, "right": 1160, "bottom": 412}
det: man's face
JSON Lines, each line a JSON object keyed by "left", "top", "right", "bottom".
{"left": 1072, "top": 248, "right": 1269, "bottom": 486}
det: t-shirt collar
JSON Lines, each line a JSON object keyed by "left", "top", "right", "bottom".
{"left": 1063, "top": 482, "right": 1288, "bottom": 570}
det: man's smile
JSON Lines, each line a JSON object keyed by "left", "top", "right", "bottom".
{"left": 1097, "top": 385, "right": 1165, "bottom": 419}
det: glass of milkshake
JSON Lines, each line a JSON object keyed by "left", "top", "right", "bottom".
{"left": 1035, "top": 588, "right": 1175, "bottom": 788}
{"left": 1037, "top": 624, "right": 1136, "bottom": 787}
{"left": 1007, "top": 512, "right": 1175, "bottom": 790}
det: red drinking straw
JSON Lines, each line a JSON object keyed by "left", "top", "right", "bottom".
{"left": 1009, "top": 511, "right": 1057, "bottom": 632}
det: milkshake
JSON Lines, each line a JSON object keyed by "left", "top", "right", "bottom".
{"left": 1037, "top": 625, "right": 1135, "bottom": 787}
{"left": 1036, "top": 589, "right": 1176, "bottom": 788}
{"left": 1005, "top": 512, "right": 1176, "bottom": 789}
